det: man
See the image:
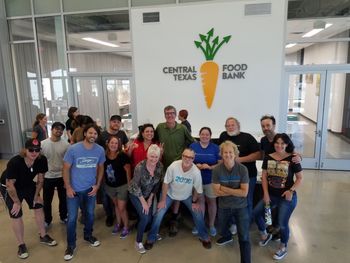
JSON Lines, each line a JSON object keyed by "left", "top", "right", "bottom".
{"left": 218, "top": 117, "right": 260, "bottom": 223}
{"left": 156, "top": 105, "right": 194, "bottom": 236}
{"left": 212, "top": 141, "right": 251, "bottom": 263}
{"left": 144, "top": 149, "right": 211, "bottom": 250}
{"left": 63, "top": 124, "right": 105, "bottom": 261}
{"left": 0, "top": 138, "right": 57, "bottom": 259}
{"left": 41, "top": 122, "right": 69, "bottom": 227}
{"left": 97, "top": 114, "right": 129, "bottom": 227}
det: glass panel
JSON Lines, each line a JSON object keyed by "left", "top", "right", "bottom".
{"left": 180, "top": 0, "right": 214, "bottom": 2}
{"left": 325, "top": 73, "right": 350, "bottom": 159}
{"left": 65, "top": 11, "right": 130, "bottom": 51}
{"left": 5, "top": 0, "right": 31, "bottom": 17}
{"left": 63, "top": 0, "right": 128, "bottom": 12}
{"left": 8, "top": 19, "right": 34, "bottom": 41}
{"left": 287, "top": 73, "right": 321, "bottom": 158}
{"left": 11, "top": 43, "right": 41, "bottom": 131}
{"left": 68, "top": 52, "right": 132, "bottom": 73}
{"left": 75, "top": 78, "right": 105, "bottom": 128}
{"left": 34, "top": 0, "right": 60, "bottom": 14}
{"left": 105, "top": 78, "right": 132, "bottom": 131}
{"left": 36, "top": 16, "right": 71, "bottom": 125}
{"left": 285, "top": 41, "right": 350, "bottom": 65}
{"left": 132, "top": 0, "right": 176, "bottom": 6}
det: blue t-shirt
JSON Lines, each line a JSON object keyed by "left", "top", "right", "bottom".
{"left": 190, "top": 142, "right": 221, "bottom": 185}
{"left": 64, "top": 142, "right": 106, "bottom": 192}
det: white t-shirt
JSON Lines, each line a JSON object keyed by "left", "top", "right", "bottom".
{"left": 164, "top": 160, "right": 203, "bottom": 201}
{"left": 41, "top": 138, "right": 69, "bottom": 179}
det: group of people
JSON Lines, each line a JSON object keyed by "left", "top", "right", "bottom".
{"left": 0, "top": 105, "right": 303, "bottom": 262}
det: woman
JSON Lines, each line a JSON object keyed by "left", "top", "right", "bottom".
{"left": 190, "top": 127, "right": 220, "bottom": 236}
{"left": 128, "top": 144, "right": 163, "bottom": 254}
{"left": 104, "top": 136, "right": 131, "bottom": 238}
{"left": 71, "top": 115, "right": 94, "bottom": 144}
{"left": 32, "top": 113, "right": 48, "bottom": 141}
{"left": 254, "top": 133, "right": 302, "bottom": 260}
{"left": 212, "top": 141, "right": 251, "bottom": 263}
{"left": 0, "top": 138, "right": 57, "bottom": 259}
{"left": 127, "top": 123, "right": 160, "bottom": 174}
{"left": 65, "top": 107, "right": 79, "bottom": 143}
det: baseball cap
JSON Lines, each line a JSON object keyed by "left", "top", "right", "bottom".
{"left": 110, "top": 115, "right": 121, "bottom": 122}
{"left": 25, "top": 138, "right": 41, "bottom": 149}
{"left": 51, "top": 122, "right": 65, "bottom": 130}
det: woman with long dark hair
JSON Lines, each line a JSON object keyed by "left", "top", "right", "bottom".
{"left": 32, "top": 113, "right": 48, "bottom": 141}
{"left": 65, "top": 107, "right": 79, "bottom": 142}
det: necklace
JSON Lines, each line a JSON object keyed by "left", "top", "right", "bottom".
{"left": 24, "top": 158, "right": 34, "bottom": 172}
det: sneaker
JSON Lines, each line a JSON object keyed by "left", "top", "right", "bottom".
{"left": 64, "top": 246, "right": 75, "bottom": 261}
{"left": 209, "top": 226, "right": 217, "bottom": 237}
{"left": 112, "top": 224, "right": 121, "bottom": 235}
{"left": 216, "top": 236, "right": 233, "bottom": 246}
{"left": 273, "top": 247, "right": 288, "bottom": 260}
{"left": 201, "top": 239, "right": 212, "bottom": 249}
{"left": 135, "top": 242, "right": 146, "bottom": 254}
{"left": 40, "top": 234, "right": 57, "bottom": 246}
{"left": 156, "top": 234, "right": 162, "bottom": 241}
{"left": 192, "top": 227, "right": 198, "bottom": 235}
{"left": 272, "top": 232, "right": 281, "bottom": 242}
{"left": 84, "top": 236, "right": 100, "bottom": 247}
{"left": 144, "top": 241, "right": 154, "bottom": 250}
{"left": 17, "top": 244, "right": 29, "bottom": 259}
{"left": 229, "top": 224, "right": 237, "bottom": 235}
{"left": 60, "top": 218, "right": 68, "bottom": 224}
{"left": 120, "top": 228, "right": 130, "bottom": 239}
{"left": 105, "top": 216, "right": 114, "bottom": 227}
{"left": 259, "top": 233, "right": 272, "bottom": 247}
{"left": 169, "top": 221, "right": 178, "bottom": 237}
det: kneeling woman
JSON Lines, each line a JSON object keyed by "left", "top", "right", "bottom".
{"left": 104, "top": 136, "right": 131, "bottom": 238}
{"left": 254, "top": 133, "right": 302, "bottom": 260}
{"left": 128, "top": 145, "right": 163, "bottom": 254}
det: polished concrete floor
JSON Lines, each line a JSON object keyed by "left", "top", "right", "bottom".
{"left": 0, "top": 159, "right": 350, "bottom": 263}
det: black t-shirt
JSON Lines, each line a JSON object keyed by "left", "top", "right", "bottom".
{"left": 260, "top": 136, "right": 274, "bottom": 158}
{"left": 98, "top": 130, "right": 129, "bottom": 149}
{"left": 218, "top": 132, "right": 260, "bottom": 178}
{"left": 262, "top": 154, "right": 302, "bottom": 197}
{"left": 65, "top": 118, "right": 75, "bottom": 133}
{"left": 0, "top": 155, "right": 48, "bottom": 191}
{"left": 104, "top": 152, "right": 130, "bottom": 187}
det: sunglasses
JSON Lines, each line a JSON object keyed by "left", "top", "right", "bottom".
{"left": 28, "top": 148, "right": 41, "bottom": 153}
{"left": 182, "top": 154, "right": 194, "bottom": 160}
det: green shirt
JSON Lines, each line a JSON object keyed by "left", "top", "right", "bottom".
{"left": 156, "top": 122, "right": 194, "bottom": 169}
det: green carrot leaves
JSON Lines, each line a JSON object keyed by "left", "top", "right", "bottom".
{"left": 194, "top": 28, "right": 231, "bottom": 61}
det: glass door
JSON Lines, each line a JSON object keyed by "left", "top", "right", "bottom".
{"left": 286, "top": 71, "right": 327, "bottom": 169}
{"left": 320, "top": 71, "right": 350, "bottom": 170}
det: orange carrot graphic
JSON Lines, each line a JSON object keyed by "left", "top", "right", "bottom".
{"left": 195, "top": 28, "right": 231, "bottom": 108}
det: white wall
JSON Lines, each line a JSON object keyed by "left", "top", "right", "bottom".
{"left": 131, "top": 0, "right": 286, "bottom": 136}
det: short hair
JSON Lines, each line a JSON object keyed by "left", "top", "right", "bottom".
{"left": 147, "top": 144, "right": 161, "bottom": 158}
{"left": 179, "top": 109, "right": 188, "bottom": 119}
{"left": 183, "top": 148, "right": 195, "bottom": 156}
{"left": 164, "top": 105, "right": 177, "bottom": 115}
{"left": 272, "top": 133, "right": 295, "bottom": 153}
{"left": 219, "top": 140, "right": 240, "bottom": 157}
{"left": 67, "top": 107, "right": 78, "bottom": 119}
{"left": 199, "top": 126, "right": 212, "bottom": 136}
{"left": 260, "top": 114, "right": 276, "bottom": 125}
{"left": 225, "top": 117, "right": 240, "bottom": 130}
{"left": 83, "top": 123, "right": 101, "bottom": 137}
{"left": 106, "top": 135, "right": 122, "bottom": 154}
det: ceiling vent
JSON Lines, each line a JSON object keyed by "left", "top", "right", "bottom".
{"left": 143, "top": 12, "right": 160, "bottom": 23}
{"left": 245, "top": 3, "right": 272, "bottom": 16}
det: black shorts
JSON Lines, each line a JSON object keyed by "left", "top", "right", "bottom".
{"left": 0, "top": 184, "right": 42, "bottom": 219}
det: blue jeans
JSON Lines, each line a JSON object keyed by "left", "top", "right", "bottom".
{"left": 247, "top": 177, "right": 256, "bottom": 220}
{"left": 254, "top": 193, "right": 297, "bottom": 246}
{"left": 130, "top": 194, "right": 154, "bottom": 243}
{"left": 66, "top": 187, "right": 96, "bottom": 248}
{"left": 147, "top": 195, "right": 209, "bottom": 243}
{"left": 218, "top": 206, "right": 251, "bottom": 263}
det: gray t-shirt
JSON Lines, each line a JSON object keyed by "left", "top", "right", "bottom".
{"left": 41, "top": 138, "right": 69, "bottom": 179}
{"left": 212, "top": 162, "right": 249, "bottom": 209}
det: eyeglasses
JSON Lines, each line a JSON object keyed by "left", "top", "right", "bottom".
{"left": 165, "top": 112, "right": 176, "bottom": 116}
{"left": 182, "top": 154, "right": 194, "bottom": 160}
{"left": 28, "top": 148, "right": 41, "bottom": 153}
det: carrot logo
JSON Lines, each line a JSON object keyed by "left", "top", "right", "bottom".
{"left": 194, "top": 28, "right": 231, "bottom": 108}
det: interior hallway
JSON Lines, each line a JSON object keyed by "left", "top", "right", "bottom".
{"left": 0, "top": 159, "right": 349, "bottom": 263}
